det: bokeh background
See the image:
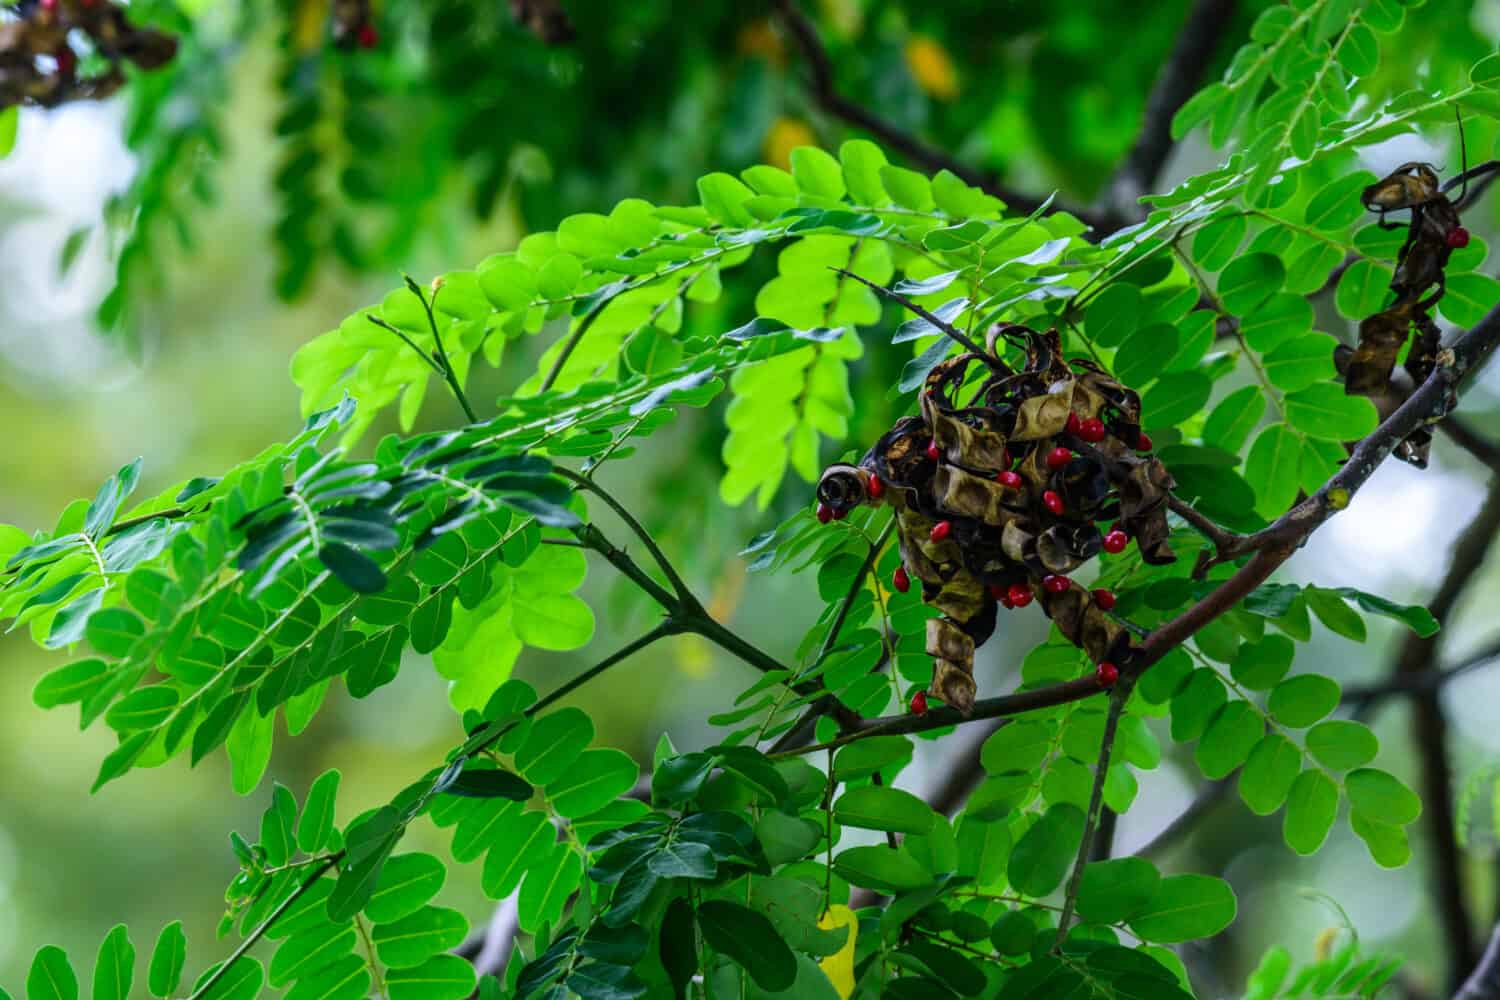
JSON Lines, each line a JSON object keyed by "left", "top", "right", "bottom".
{"left": 5, "top": 0, "right": 1500, "bottom": 994}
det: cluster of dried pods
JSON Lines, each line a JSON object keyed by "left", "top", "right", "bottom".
{"left": 1, "top": 0, "right": 175, "bottom": 110}
{"left": 815, "top": 325, "right": 1177, "bottom": 715}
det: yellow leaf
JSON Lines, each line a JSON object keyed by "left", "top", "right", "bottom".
{"left": 763, "top": 118, "right": 819, "bottom": 172}
{"left": 817, "top": 905, "right": 858, "bottom": 998}
{"left": 905, "top": 35, "right": 960, "bottom": 101}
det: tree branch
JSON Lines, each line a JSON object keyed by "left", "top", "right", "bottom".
{"left": 1456, "top": 923, "right": 1500, "bottom": 1000}
{"left": 1390, "top": 474, "right": 1500, "bottom": 991}
{"left": 1105, "top": 0, "right": 1238, "bottom": 215}
{"left": 768, "top": 0, "right": 1119, "bottom": 232}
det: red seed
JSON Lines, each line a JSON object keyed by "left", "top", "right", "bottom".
{"left": 1065, "top": 413, "right": 1082, "bottom": 436}
{"left": 1102, "top": 530, "right": 1129, "bottom": 554}
{"left": 910, "top": 691, "right": 928, "bottom": 714}
{"left": 987, "top": 583, "right": 1005, "bottom": 599}
{"left": 1136, "top": 432, "right": 1154, "bottom": 452}
{"left": 1007, "top": 583, "right": 1034, "bottom": 607}
{"left": 868, "top": 476, "right": 885, "bottom": 500}
{"left": 926, "top": 440, "right": 941, "bottom": 461}
{"left": 357, "top": 23, "right": 379, "bottom": 48}
{"left": 1079, "top": 417, "right": 1106, "bottom": 443}
{"left": 1091, "top": 588, "right": 1117, "bottom": 610}
{"left": 1042, "top": 574, "right": 1070, "bottom": 594}
{"left": 55, "top": 48, "right": 75, "bottom": 74}
{"left": 1000, "top": 593, "right": 1016, "bottom": 609}
{"left": 929, "top": 520, "right": 952, "bottom": 542}
{"left": 893, "top": 566, "right": 911, "bottom": 593}
{"left": 1096, "top": 662, "right": 1119, "bottom": 687}
{"left": 1043, "top": 490, "right": 1064, "bottom": 515}
{"left": 39, "top": 0, "right": 56, "bottom": 10}
{"left": 1001, "top": 448, "right": 1012, "bottom": 467}
{"left": 1448, "top": 226, "right": 1471, "bottom": 249}
{"left": 1046, "top": 447, "right": 1073, "bottom": 469}
{"left": 816, "top": 503, "right": 833, "bottom": 524}
{"left": 833, "top": 506, "right": 849, "bottom": 520}
{"left": 996, "top": 470, "right": 1023, "bottom": 489}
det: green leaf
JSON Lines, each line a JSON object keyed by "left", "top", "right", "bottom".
{"left": 372, "top": 906, "right": 469, "bottom": 968}
{"left": 1246, "top": 423, "right": 1301, "bottom": 518}
{"left": 790, "top": 147, "right": 846, "bottom": 200}
{"left": 1472, "top": 52, "right": 1500, "bottom": 87}
{"left": 1284, "top": 770, "right": 1338, "bottom": 854}
{"left": 1239, "top": 293, "right": 1313, "bottom": 353}
{"left": 546, "top": 748, "right": 638, "bottom": 817}
{"left": 147, "top": 922, "right": 187, "bottom": 998}
{"left": 28, "top": 947, "right": 79, "bottom": 1000}
{"left": 834, "top": 736, "right": 913, "bottom": 780}
{"left": 85, "top": 608, "right": 146, "bottom": 659}
{"left": 1305, "top": 586, "right": 1368, "bottom": 641}
{"left": 1351, "top": 809, "right": 1411, "bottom": 868}
{"left": 1346, "top": 767, "right": 1421, "bottom": 824}
{"left": 329, "top": 807, "right": 403, "bottom": 920}
{"left": 1007, "top": 804, "right": 1085, "bottom": 897}
{"left": 1267, "top": 674, "right": 1340, "bottom": 728}
{"left": 1194, "top": 701, "right": 1263, "bottom": 779}
{"left": 1303, "top": 172, "right": 1376, "bottom": 231}
{"left": 1334, "top": 259, "right": 1391, "bottom": 320}
{"left": 1230, "top": 635, "right": 1293, "bottom": 690}
{"left": 1142, "top": 373, "right": 1212, "bottom": 429}
{"left": 1284, "top": 385, "right": 1378, "bottom": 441}
{"left": 1084, "top": 283, "right": 1142, "bottom": 349}
{"left": 33, "top": 659, "right": 110, "bottom": 709}
{"left": 1305, "top": 720, "right": 1379, "bottom": 771}
{"left": 833, "top": 785, "right": 935, "bottom": 835}
{"left": 1218, "top": 253, "right": 1285, "bottom": 315}
{"left": 386, "top": 955, "right": 477, "bottom": 1000}
{"left": 1171, "top": 83, "right": 1231, "bottom": 139}
{"left": 696, "top": 900, "right": 797, "bottom": 992}
{"left": 1203, "top": 385, "right": 1267, "bottom": 454}
{"left": 366, "top": 853, "right": 447, "bottom": 924}
{"left": 90, "top": 926, "right": 133, "bottom": 1000}
{"left": 1440, "top": 272, "right": 1500, "bottom": 328}
{"left": 1191, "top": 215, "right": 1246, "bottom": 271}
{"left": 269, "top": 923, "right": 357, "bottom": 988}
{"left": 318, "top": 543, "right": 387, "bottom": 594}
{"left": 1239, "top": 734, "right": 1302, "bottom": 816}
{"left": 833, "top": 845, "right": 932, "bottom": 893}
{"left": 0, "top": 106, "right": 17, "bottom": 159}
{"left": 444, "top": 768, "right": 533, "bottom": 800}
{"left": 1336, "top": 588, "right": 1439, "bottom": 637}
{"left": 1127, "top": 874, "right": 1236, "bottom": 943}
{"left": 1077, "top": 857, "right": 1162, "bottom": 924}
{"left": 298, "top": 770, "right": 341, "bottom": 853}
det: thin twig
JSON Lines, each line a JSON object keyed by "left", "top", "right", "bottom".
{"left": 832, "top": 266, "right": 998, "bottom": 361}
{"left": 1456, "top": 923, "right": 1500, "bottom": 1000}
{"left": 1055, "top": 676, "right": 1132, "bottom": 946}
{"left": 408, "top": 277, "right": 480, "bottom": 424}
{"left": 184, "top": 856, "right": 342, "bottom": 1000}
{"left": 540, "top": 289, "right": 614, "bottom": 393}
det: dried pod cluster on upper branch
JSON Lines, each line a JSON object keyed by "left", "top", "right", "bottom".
{"left": 0, "top": 0, "right": 176, "bottom": 110}
{"left": 1336, "top": 156, "right": 1493, "bottom": 465}
{"left": 816, "top": 325, "right": 1177, "bottom": 715}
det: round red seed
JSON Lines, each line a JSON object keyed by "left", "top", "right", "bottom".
{"left": 1007, "top": 583, "right": 1033, "bottom": 607}
{"left": 1102, "top": 530, "right": 1129, "bottom": 554}
{"left": 1043, "top": 490, "right": 1064, "bottom": 515}
{"left": 1096, "top": 662, "right": 1119, "bottom": 687}
{"left": 910, "top": 691, "right": 928, "bottom": 714}
{"left": 1091, "top": 588, "right": 1116, "bottom": 610}
{"left": 1448, "top": 226, "right": 1471, "bottom": 249}
{"left": 55, "top": 48, "right": 75, "bottom": 74}
{"left": 1079, "top": 417, "right": 1106, "bottom": 443}
{"left": 816, "top": 503, "right": 833, "bottom": 524}
{"left": 930, "top": 520, "right": 952, "bottom": 542}
{"left": 926, "top": 440, "right": 941, "bottom": 461}
{"left": 1046, "top": 446, "right": 1073, "bottom": 469}
{"left": 987, "top": 583, "right": 1005, "bottom": 600}
{"left": 1065, "top": 413, "right": 1082, "bottom": 436}
{"left": 997, "top": 470, "right": 1023, "bottom": 489}
{"left": 1000, "top": 593, "right": 1016, "bottom": 609}
{"left": 357, "top": 23, "right": 379, "bottom": 48}
{"left": 868, "top": 476, "right": 885, "bottom": 500}
{"left": 1042, "top": 574, "right": 1070, "bottom": 594}
{"left": 893, "top": 566, "right": 911, "bottom": 593}
{"left": 1136, "top": 432, "right": 1154, "bottom": 452}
